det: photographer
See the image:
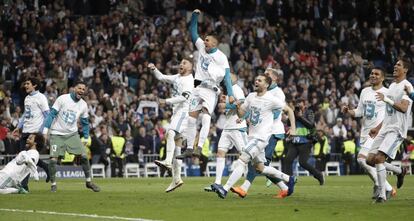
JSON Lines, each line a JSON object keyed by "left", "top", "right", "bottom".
{"left": 283, "top": 99, "right": 325, "bottom": 185}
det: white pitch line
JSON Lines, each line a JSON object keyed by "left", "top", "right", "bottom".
{"left": 0, "top": 208, "right": 162, "bottom": 221}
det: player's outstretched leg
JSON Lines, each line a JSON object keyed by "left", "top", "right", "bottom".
{"left": 80, "top": 156, "right": 100, "bottom": 192}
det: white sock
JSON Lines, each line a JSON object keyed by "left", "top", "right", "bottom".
{"left": 357, "top": 157, "right": 378, "bottom": 185}
{"left": 223, "top": 159, "right": 246, "bottom": 191}
{"left": 261, "top": 166, "right": 290, "bottom": 182}
{"left": 384, "top": 162, "right": 402, "bottom": 174}
{"left": 0, "top": 188, "right": 19, "bottom": 194}
{"left": 185, "top": 117, "right": 197, "bottom": 150}
{"left": 197, "top": 114, "right": 211, "bottom": 148}
{"left": 215, "top": 157, "right": 225, "bottom": 185}
{"left": 172, "top": 147, "right": 182, "bottom": 181}
{"left": 240, "top": 180, "right": 251, "bottom": 192}
{"left": 165, "top": 130, "right": 176, "bottom": 164}
{"left": 277, "top": 181, "right": 289, "bottom": 191}
{"left": 385, "top": 180, "right": 393, "bottom": 192}
{"left": 376, "top": 163, "right": 387, "bottom": 199}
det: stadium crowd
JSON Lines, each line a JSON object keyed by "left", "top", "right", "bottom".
{"left": 1, "top": 0, "right": 414, "bottom": 176}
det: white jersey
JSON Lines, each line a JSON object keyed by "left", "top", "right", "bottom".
{"left": 50, "top": 94, "right": 88, "bottom": 135}
{"left": 268, "top": 85, "right": 286, "bottom": 135}
{"left": 22, "top": 91, "right": 49, "bottom": 133}
{"left": 242, "top": 91, "right": 285, "bottom": 141}
{"left": 0, "top": 149, "right": 39, "bottom": 184}
{"left": 381, "top": 80, "right": 413, "bottom": 138}
{"left": 153, "top": 69, "right": 194, "bottom": 114}
{"left": 194, "top": 38, "right": 229, "bottom": 86}
{"left": 354, "top": 86, "right": 388, "bottom": 141}
{"left": 224, "top": 84, "right": 247, "bottom": 130}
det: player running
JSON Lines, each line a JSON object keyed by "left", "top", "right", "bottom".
{"left": 212, "top": 74, "right": 296, "bottom": 199}
{"left": 367, "top": 59, "right": 412, "bottom": 203}
{"left": 342, "top": 67, "right": 395, "bottom": 199}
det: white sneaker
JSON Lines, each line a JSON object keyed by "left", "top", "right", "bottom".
{"left": 165, "top": 179, "right": 184, "bottom": 193}
{"left": 154, "top": 160, "right": 172, "bottom": 172}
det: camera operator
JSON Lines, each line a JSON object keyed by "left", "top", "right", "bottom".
{"left": 283, "top": 99, "right": 325, "bottom": 185}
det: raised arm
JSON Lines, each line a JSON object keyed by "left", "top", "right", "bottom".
{"left": 190, "top": 9, "right": 201, "bottom": 43}
{"left": 148, "top": 63, "right": 176, "bottom": 83}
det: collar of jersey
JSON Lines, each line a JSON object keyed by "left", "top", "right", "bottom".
{"left": 268, "top": 83, "right": 278, "bottom": 90}
{"left": 29, "top": 90, "right": 39, "bottom": 96}
{"left": 207, "top": 48, "right": 218, "bottom": 54}
{"left": 70, "top": 92, "right": 80, "bottom": 102}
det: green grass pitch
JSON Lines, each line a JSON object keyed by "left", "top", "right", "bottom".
{"left": 1, "top": 176, "right": 413, "bottom": 221}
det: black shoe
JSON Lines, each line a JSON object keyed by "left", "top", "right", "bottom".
{"left": 373, "top": 197, "right": 386, "bottom": 204}
{"left": 314, "top": 173, "right": 325, "bottom": 185}
{"left": 396, "top": 167, "right": 407, "bottom": 189}
{"left": 86, "top": 182, "right": 101, "bottom": 192}
{"left": 51, "top": 185, "right": 57, "bottom": 192}
{"left": 175, "top": 149, "right": 194, "bottom": 159}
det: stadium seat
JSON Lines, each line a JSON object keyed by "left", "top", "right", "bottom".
{"left": 295, "top": 163, "right": 310, "bottom": 176}
{"left": 144, "top": 162, "right": 160, "bottom": 177}
{"left": 124, "top": 163, "right": 141, "bottom": 178}
{"left": 206, "top": 162, "right": 217, "bottom": 177}
{"left": 325, "top": 161, "right": 341, "bottom": 176}
{"left": 270, "top": 161, "right": 282, "bottom": 171}
{"left": 91, "top": 164, "right": 106, "bottom": 178}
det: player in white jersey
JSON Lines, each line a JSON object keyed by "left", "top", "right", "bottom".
{"left": 176, "top": 9, "right": 234, "bottom": 159}
{"left": 11, "top": 77, "right": 50, "bottom": 191}
{"left": 0, "top": 133, "right": 42, "bottom": 194}
{"left": 232, "top": 68, "right": 290, "bottom": 199}
{"left": 342, "top": 67, "right": 395, "bottom": 199}
{"left": 43, "top": 81, "right": 100, "bottom": 192}
{"left": 203, "top": 73, "right": 248, "bottom": 191}
{"left": 148, "top": 59, "right": 194, "bottom": 192}
{"left": 367, "top": 59, "right": 412, "bottom": 203}
{"left": 212, "top": 74, "right": 297, "bottom": 199}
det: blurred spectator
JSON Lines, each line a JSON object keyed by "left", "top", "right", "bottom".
{"left": 332, "top": 117, "right": 347, "bottom": 153}
{"left": 110, "top": 129, "right": 126, "bottom": 177}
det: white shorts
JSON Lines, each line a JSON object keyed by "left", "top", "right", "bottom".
{"left": 168, "top": 111, "right": 188, "bottom": 134}
{"left": 0, "top": 172, "right": 15, "bottom": 189}
{"left": 218, "top": 130, "right": 248, "bottom": 153}
{"left": 243, "top": 138, "right": 268, "bottom": 165}
{"left": 189, "top": 87, "right": 218, "bottom": 114}
{"left": 369, "top": 130, "right": 404, "bottom": 160}
{"left": 358, "top": 136, "right": 374, "bottom": 157}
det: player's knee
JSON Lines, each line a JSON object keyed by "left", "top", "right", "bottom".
{"left": 50, "top": 158, "right": 58, "bottom": 163}
{"left": 373, "top": 153, "right": 385, "bottom": 164}
{"left": 357, "top": 157, "right": 366, "bottom": 166}
{"left": 366, "top": 155, "right": 375, "bottom": 166}
{"left": 239, "top": 153, "right": 250, "bottom": 164}
{"left": 255, "top": 164, "right": 264, "bottom": 173}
